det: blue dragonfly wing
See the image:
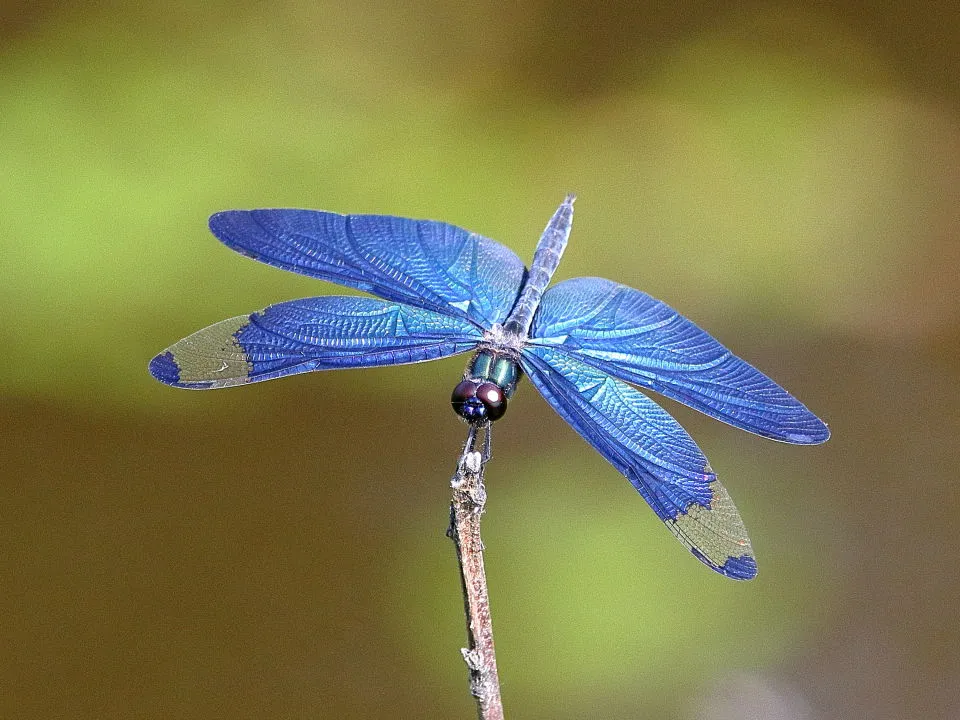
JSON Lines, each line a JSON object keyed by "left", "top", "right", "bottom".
{"left": 149, "top": 296, "right": 482, "bottom": 389}
{"left": 208, "top": 209, "right": 527, "bottom": 328}
{"left": 530, "top": 277, "right": 829, "bottom": 444}
{"left": 521, "top": 346, "right": 757, "bottom": 580}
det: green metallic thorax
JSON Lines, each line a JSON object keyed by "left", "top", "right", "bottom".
{"left": 467, "top": 350, "right": 521, "bottom": 398}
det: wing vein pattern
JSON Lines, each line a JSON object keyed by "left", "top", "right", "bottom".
{"left": 150, "top": 296, "right": 482, "bottom": 389}
{"left": 208, "top": 210, "right": 527, "bottom": 328}
{"left": 521, "top": 345, "right": 758, "bottom": 579}
{"left": 531, "top": 277, "right": 829, "bottom": 444}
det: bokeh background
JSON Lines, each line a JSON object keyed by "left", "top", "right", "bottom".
{"left": 3, "top": 1, "right": 958, "bottom": 718}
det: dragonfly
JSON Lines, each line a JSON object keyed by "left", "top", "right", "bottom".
{"left": 149, "top": 195, "right": 829, "bottom": 580}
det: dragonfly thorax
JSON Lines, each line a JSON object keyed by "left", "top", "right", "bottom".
{"left": 451, "top": 350, "right": 522, "bottom": 424}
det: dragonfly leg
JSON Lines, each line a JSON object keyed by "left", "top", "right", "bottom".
{"left": 462, "top": 423, "right": 478, "bottom": 457}
{"left": 481, "top": 422, "right": 492, "bottom": 463}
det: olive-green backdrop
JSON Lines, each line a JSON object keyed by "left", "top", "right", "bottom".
{"left": 3, "top": 2, "right": 958, "bottom": 718}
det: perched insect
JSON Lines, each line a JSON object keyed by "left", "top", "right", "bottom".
{"left": 150, "top": 195, "right": 828, "bottom": 579}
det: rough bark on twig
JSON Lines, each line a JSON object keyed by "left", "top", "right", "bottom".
{"left": 448, "top": 427, "right": 504, "bottom": 720}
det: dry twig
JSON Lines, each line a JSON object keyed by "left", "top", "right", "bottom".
{"left": 448, "top": 424, "right": 503, "bottom": 720}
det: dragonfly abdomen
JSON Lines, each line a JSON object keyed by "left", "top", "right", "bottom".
{"left": 503, "top": 194, "right": 575, "bottom": 337}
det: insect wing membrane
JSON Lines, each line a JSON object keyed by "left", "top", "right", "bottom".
{"left": 521, "top": 345, "right": 757, "bottom": 579}
{"left": 208, "top": 210, "right": 527, "bottom": 329}
{"left": 531, "top": 277, "right": 829, "bottom": 444}
{"left": 150, "top": 296, "right": 482, "bottom": 389}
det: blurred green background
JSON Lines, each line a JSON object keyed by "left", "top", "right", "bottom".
{"left": 3, "top": 1, "right": 958, "bottom": 718}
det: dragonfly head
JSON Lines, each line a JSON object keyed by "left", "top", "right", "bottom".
{"left": 451, "top": 350, "right": 521, "bottom": 423}
{"left": 451, "top": 379, "right": 507, "bottom": 423}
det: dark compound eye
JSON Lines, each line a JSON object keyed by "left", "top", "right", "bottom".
{"left": 451, "top": 379, "right": 508, "bottom": 423}
{"left": 475, "top": 382, "right": 507, "bottom": 422}
{"left": 451, "top": 380, "right": 485, "bottom": 422}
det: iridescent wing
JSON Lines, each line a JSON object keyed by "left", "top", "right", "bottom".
{"left": 530, "top": 277, "right": 829, "bottom": 444}
{"left": 208, "top": 209, "right": 527, "bottom": 329}
{"left": 521, "top": 346, "right": 757, "bottom": 579}
{"left": 149, "top": 296, "right": 482, "bottom": 389}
